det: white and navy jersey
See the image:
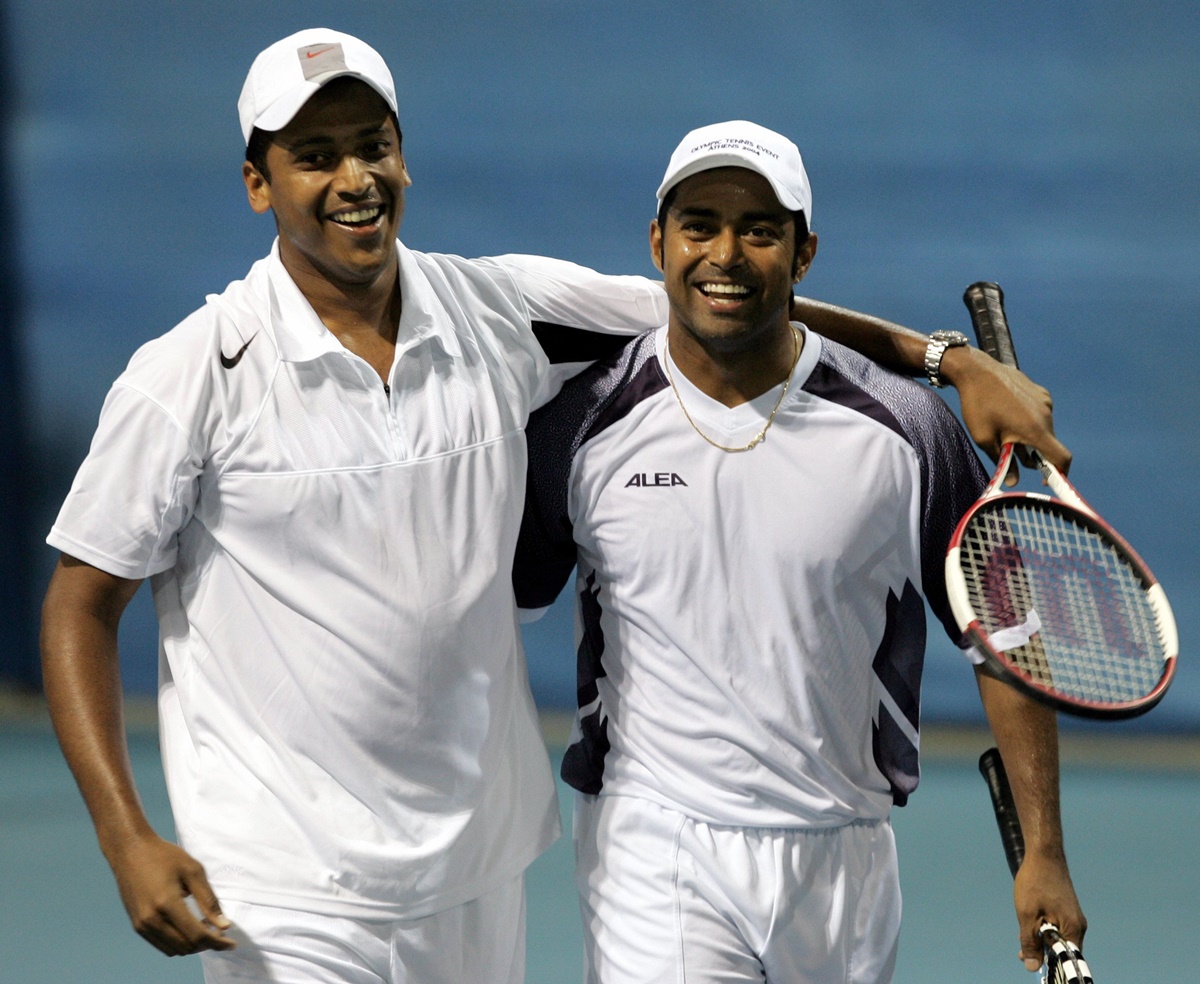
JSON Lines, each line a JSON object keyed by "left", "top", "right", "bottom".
{"left": 514, "top": 325, "right": 986, "bottom": 827}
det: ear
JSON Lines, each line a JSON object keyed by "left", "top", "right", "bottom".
{"left": 243, "top": 161, "right": 272, "bottom": 215}
{"left": 398, "top": 152, "right": 413, "bottom": 189}
{"left": 792, "top": 232, "right": 818, "bottom": 284}
{"left": 649, "top": 219, "right": 665, "bottom": 274}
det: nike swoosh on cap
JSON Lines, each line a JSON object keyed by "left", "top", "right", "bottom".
{"left": 220, "top": 332, "right": 258, "bottom": 370}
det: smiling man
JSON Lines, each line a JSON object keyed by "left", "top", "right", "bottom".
{"left": 40, "top": 30, "right": 674, "bottom": 984}
{"left": 514, "top": 121, "right": 1086, "bottom": 983}
{"left": 41, "top": 30, "right": 1075, "bottom": 984}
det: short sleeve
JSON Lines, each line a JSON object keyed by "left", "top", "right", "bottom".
{"left": 47, "top": 382, "right": 204, "bottom": 580}
{"left": 488, "top": 254, "right": 667, "bottom": 331}
{"left": 482, "top": 255, "right": 668, "bottom": 410}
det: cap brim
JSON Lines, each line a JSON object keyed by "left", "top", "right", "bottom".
{"left": 246, "top": 71, "right": 397, "bottom": 143}
{"left": 656, "top": 152, "right": 807, "bottom": 213}
{"left": 251, "top": 81, "right": 323, "bottom": 137}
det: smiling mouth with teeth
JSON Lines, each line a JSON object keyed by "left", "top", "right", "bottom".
{"left": 698, "top": 282, "right": 752, "bottom": 297}
{"left": 329, "top": 205, "right": 383, "bottom": 227}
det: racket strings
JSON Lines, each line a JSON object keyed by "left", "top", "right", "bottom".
{"left": 959, "top": 500, "right": 1167, "bottom": 705}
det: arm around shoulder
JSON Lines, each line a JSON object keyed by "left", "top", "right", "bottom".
{"left": 792, "top": 296, "right": 1072, "bottom": 479}
{"left": 491, "top": 254, "right": 668, "bottom": 334}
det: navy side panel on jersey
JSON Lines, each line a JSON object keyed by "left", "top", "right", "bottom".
{"left": 560, "top": 569, "right": 611, "bottom": 794}
{"left": 871, "top": 580, "right": 927, "bottom": 804}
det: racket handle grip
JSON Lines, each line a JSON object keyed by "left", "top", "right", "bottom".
{"left": 979, "top": 747, "right": 1026, "bottom": 878}
{"left": 963, "top": 282, "right": 1020, "bottom": 369}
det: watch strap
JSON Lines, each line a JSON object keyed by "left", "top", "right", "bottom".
{"left": 924, "top": 330, "right": 968, "bottom": 388}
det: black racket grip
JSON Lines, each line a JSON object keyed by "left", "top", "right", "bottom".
{"left": 963, "top": 282, "right": 1020, "bottom": 369}
{"left": 979, "top": 747, "right": 1026, "bottom": 878}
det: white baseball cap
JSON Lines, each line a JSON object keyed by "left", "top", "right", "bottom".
{"left": 656, "top": 120, "right": 812, "bottom": 224}
{"left": 238, "top": 28, "right": 398, "bottom": 145}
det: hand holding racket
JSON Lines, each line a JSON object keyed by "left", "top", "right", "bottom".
{"left": 980, "top": 748, "right": 1093, "bottom": 983}
{"left": 946, "top": 283, "right": 1178, "bottom": 718}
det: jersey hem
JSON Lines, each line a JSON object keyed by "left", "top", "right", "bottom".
{"left": 209, "top": 832, "right": 558, "bottom": 921}
{"left": 586, "top": 787, "right": 892, "bottom": 831}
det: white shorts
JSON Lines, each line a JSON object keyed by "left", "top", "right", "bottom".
{"left": 200, "top": 876, "right": 526, "bottom": 984}
{"left": 574, "top": 794, "right": 901, "bottom": 984}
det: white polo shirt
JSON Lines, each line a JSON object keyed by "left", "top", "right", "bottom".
{"left": 47, "top": 240, "right": 666, "bottom": 918}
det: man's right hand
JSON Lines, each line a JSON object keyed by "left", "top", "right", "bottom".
{"left": 107, "top": 831, "right": 236, "bottom": 956}
{"left": 940, "top": 344, "right": 1073, "bottom": 485}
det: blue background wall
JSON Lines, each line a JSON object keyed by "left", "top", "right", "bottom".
{"left": 5, "top": 1, "right": 1197, "bottom": 727}
{"left": 0, "top": 3, "right": 35, "bottom": 685}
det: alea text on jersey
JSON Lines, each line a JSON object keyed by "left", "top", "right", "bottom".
{"left": 625, "top": 472, "right": 688, "bottom": 487}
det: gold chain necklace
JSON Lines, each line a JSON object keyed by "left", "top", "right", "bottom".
{"left": 663, "top": 325, "right": 800, "bottom": 453}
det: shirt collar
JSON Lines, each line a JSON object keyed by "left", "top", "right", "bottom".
{"left": 265, "top": 238, "right": 463, "bottom": 364}
{"left": 393, "top": 240, "right": 463, "bottom": 360}
{"left": 655, "top": 321, "right": 823, "bottom": 411}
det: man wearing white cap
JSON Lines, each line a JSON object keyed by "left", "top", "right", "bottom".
{"left": 515, "top": 121, "right": 1085, "bottom": 982}
{"left": 40, "top": 27, "right": 1071, "bottom": 984}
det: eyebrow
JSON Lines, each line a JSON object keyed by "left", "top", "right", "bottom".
{"left": 282, "top": 124, "right": 391, "bottom": 153}
{"left": 672, "top": 205, "right": 791, "bottom": 224}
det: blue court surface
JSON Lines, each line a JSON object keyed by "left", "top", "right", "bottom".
{"left": 3, "top": 698, "right": 1198, "bottom": 983}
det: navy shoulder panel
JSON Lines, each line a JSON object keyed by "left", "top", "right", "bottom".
{"left": 807, "top": 338, "right": 987, "bottom": 643}
{"left": 514, "top": 331, "right": 665, "bottom": 610}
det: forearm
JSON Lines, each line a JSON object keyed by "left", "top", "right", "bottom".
{"left": 976, "top": 669, "right": 1064, "bottom": 857}
{"left": 41, "top": 558, "right": 153, "bottom": 858}
{"left": 792, "top": 296, "right": 929, "bottom": 374}
{"left": 794, "top": 296, "right": 1034, "bottom": 385}
{"left": 976, "top": 667, "right": 1086, "bottom": 961}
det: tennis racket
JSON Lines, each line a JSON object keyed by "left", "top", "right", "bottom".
{"left": 979, "top": 747, "right": 1094, "bottom": 983}
{"left": 945, "top": 282, "right": 1178, "bottom": 718}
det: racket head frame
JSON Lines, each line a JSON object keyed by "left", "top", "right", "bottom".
{"left": 947, "top": 455, "right": 1178, "bottom": 717}
{"left": 947, "top": 445, "right": 1178, "bottom": 718}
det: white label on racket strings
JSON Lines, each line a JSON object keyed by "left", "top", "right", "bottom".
{"left": 985, "top": 609, "right": 1042, "bottom": 653}
{"left": 1148, "top": 582, "right": 1180, "bottom": 659}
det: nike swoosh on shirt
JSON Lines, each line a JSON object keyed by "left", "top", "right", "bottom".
{"left": 220, "top": 332, "right": 258, "bottom": 369}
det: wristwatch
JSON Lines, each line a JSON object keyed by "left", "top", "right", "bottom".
{"left": 924, "top": 330, "right": 969, "bottom": 388}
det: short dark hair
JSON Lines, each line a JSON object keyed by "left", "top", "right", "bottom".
{"left": 656, "top": 183, "right": 812, "bottom": 273}
{"left": 244, "top": 110, "right": 404, "bottom": 185}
